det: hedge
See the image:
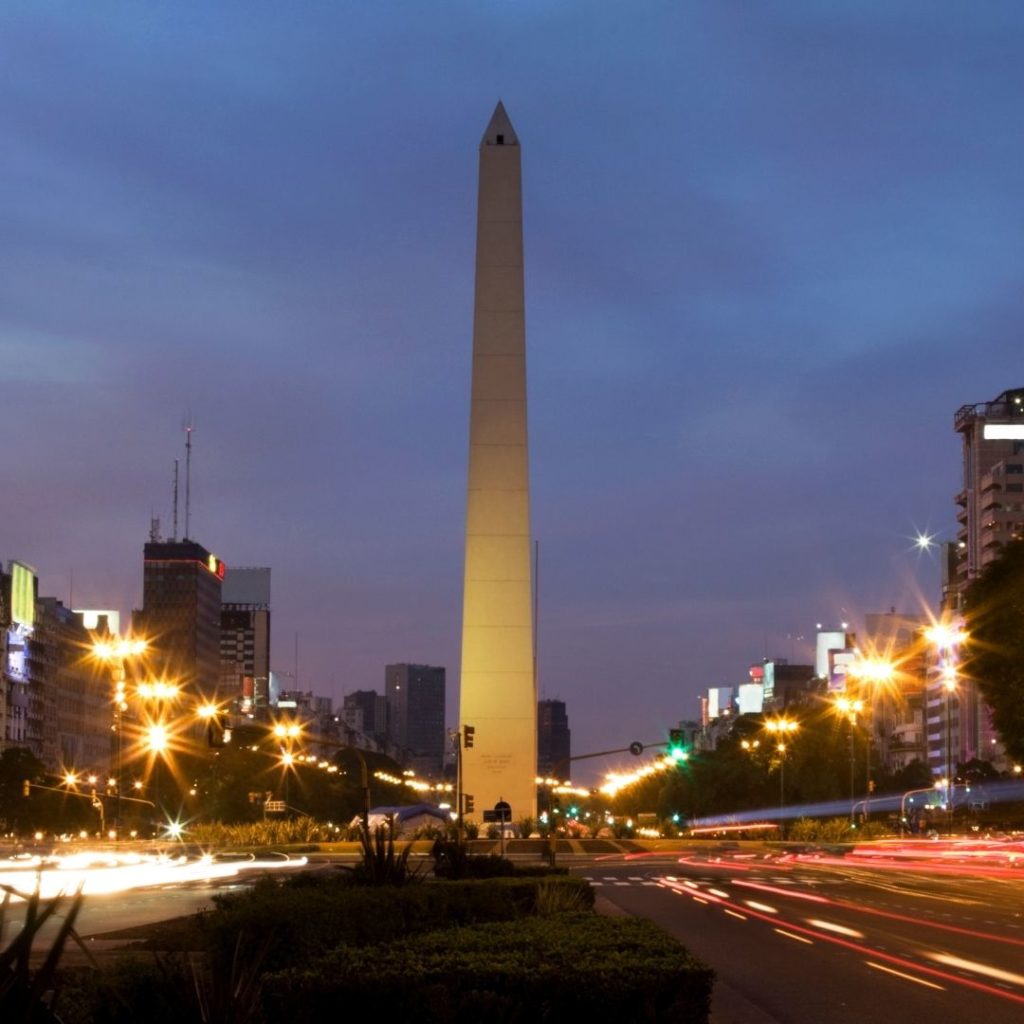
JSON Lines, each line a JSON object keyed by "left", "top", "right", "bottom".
{"left": 265, "top": 913, "right": 713, "bottom": 1023}
{"left": 203, "top": 873, "right": 594, "bottom": 972}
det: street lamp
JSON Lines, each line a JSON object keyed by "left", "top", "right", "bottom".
{"left": 925, "top": 622, "right": 967, "bottom": 833}
{"left": 764, "top": 717, "right": 799, "bottom": 825}
{"left": 847, "top": 657, "right": 895, "bottom": 820}
{"left": 91, "top": 634, "right": 148, "bottom": 835}
{"left": 835, "top": 696, "right": 864, "bottom": 823}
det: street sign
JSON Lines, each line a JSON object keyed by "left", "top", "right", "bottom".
{"left": 265, "top": 800, "right": 287, "bottom": 813}
{"left": 629, "top": 742, "right": 644, "bottom": 756}
{"left": 484, "top": 800, "right": 512, "bottom": 823}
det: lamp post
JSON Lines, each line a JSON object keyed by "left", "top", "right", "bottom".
{"left": 835, "top": 696, "right": 864, "bottom": 823}
{"left": 763, "top": 718, "right": 799, "bottom": 828}
{"left": 91, "top": 635, "right": 148, "bottom": 836}
{"left": 846, "top": 658, "right": 894, "bottom": 822}
{"left": 925, "top": 623, "right": 967, "bottom": 834}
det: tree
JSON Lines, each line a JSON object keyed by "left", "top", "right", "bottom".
{"left": 964, "top": 538, "right": 1024, "bottom": 764}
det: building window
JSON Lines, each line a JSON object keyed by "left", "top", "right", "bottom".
{"left": 1006, "top": 464, "right": 1024, "bottom": 474}
{"left": 496, "top": 134, "right": 504, "bottom": 145}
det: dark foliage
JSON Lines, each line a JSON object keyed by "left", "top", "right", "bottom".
{"left": 965, "top": 539, "right": 1024, "bottom": 763}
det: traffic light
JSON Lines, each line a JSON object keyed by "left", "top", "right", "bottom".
{"left": 463, "top": 725, "right": 475, "bottom": 749}
{"left": 22, "top": 779, "right": 30, "bottom": 797}
{"left": 464, "top": 794, "right": 474, "bottom": 814}
{"left": 668, "top": 729, "right": 688, "bottom": 762}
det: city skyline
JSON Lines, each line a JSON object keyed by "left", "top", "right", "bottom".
{"left": 3, "top": 5, "right": 1023, "bottom": 782}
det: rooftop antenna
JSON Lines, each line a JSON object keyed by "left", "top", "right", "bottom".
{"left": 149, "top": 514, "right": 161, "bottom": 542}
{"left": 183, "top": 417, "right": 194, "bottom": 540}
{"left": 172, "top": 458, "right": 179, "bottom": 541}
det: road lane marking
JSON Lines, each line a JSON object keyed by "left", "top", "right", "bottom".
{"left": 866, "top": 961, "right": 945, "bottom": 990}
{"left": 774, "top": 928, "right": 813, "bottom": 945}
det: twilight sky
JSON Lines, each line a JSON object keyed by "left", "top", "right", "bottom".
{"left": 3, "top": 3, "right": 1022, "bottom": 783}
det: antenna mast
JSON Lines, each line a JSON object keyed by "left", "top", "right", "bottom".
{"left": 172, "top": 458, "right": 179, "bottom": 541}
{"left": 184, "top": 420, "right": 193, "bottom": 540}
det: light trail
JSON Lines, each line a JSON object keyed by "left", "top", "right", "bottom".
{"left": 0, "top": 850, "right": 306, "bottom": 901}
{"left": 657, "top": 874, "right": 1024, "bottom": 1006}
{"left": 865, "top": 961, "right": 945, "bottom": 990}
{"left": 925, "top": 953, "right": 1024, "bottom": 989}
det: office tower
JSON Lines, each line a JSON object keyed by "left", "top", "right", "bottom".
{"left": 933, "top": 387, "right": 1024, "bottom": 774}
{"left": 458, "top": 102, "right": 537, "bottom": 821}
{"left": 537, "top": 699, "right": 570, "bottom": 778}
{"left": 134, "top": 539, "right": 225, "bottom": 698}
{"left": 343, "top": 689, "right": 389, "bottom": 737}
{"left": 220, "top": 566, "right": 271, "bottom": 712}
{"left": 950, "top": 387, "right": 1024, "bottom": 598}
{"left": 386, "top": 663, "right": 446, "bottom": 778}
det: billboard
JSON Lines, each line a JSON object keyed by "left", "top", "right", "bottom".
{"left": 221, "top": 567, "right": 271, "bottom": 606}
{"left": 9, "top": 561, "right": 36, "bottom": 629}
{"left": 816, "top": 630, "right": 847, "bottom": 680}
{"left": 737, "top": 683, "right": 764, "bottom": 715}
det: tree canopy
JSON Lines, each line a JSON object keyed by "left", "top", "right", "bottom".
{"left": 964, "top": 538, "right": 1024, "bottom": 764}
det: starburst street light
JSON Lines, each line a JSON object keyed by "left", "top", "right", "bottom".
{"left": 763, "top": 718, "right": 799, "bottom": 824}
{"left": 914, "top": 531, "right": 937, "bottom": 553}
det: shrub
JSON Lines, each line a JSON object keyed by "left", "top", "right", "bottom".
{"left": 265, "top": 914, "right": 713, "bottom": 1023}
{"left": 204, "top": 874, "right": 593, "bottom": 972}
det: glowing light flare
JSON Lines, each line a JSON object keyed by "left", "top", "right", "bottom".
{"left": 138, "top": 681, "right": 180, "bottom": 701}
{"left": 599, "top": 755, "right": 678, "bottom": 797}
{"left": 914, "top": 532, "right": 935, "bottom": 551}
{"left": 0, "top": 851, "right": 308, "bottom": 901}
{"left": 92, "top": 636, "right": 148, "bottom": 661}
{"left": 924, "top": 623, "right": 968, "bottom": 648}
{"left": 144, "top": 724, "right": 169, "bottom": 754}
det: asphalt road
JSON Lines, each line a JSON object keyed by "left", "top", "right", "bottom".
{"left": 582, "top": 847, "right": 1024, "bottom": 1024}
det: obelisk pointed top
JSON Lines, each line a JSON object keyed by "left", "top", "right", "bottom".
{"left": 480, "top": 100, "right": 519, "bottom": 148}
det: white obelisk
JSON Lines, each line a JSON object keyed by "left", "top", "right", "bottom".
{"left": 458, "top": 102, "right": 536, "bottom": 823}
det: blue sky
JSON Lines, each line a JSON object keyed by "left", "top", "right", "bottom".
{"left": 3, "top": 3, "right": 1022, "bottom": 781}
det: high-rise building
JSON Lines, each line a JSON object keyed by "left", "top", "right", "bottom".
{"left": 37, "top": 598, "right": 112, "bottom": 773}
{"left": 220, "top": 567, "right": 271, "bottom": 712}
{"left": 935, "top": 387, "right": 1024, "bottom": 774}
{"left": 386, "top": 663, "right": 446, "bottom": 778}
{"left": 950, "top": 387, "right": 1024, "bottom": 599}
{"left": 343, "top": 689, "right": 389, "bottom": 738}
{"left": 458, "top": 102, "right": 537, "bottom": 821}
{"left": 1, "top": 561, "right": 42, "bottom": 757}
{"left": 537, "top": 699, "right": 570, "bottom": 778}
{"left": 134, "top": 539, "right": 225, "bottom": 698}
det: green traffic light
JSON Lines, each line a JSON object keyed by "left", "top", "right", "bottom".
{"left": 669, "top": 746, "right": 688, "bottom": 762}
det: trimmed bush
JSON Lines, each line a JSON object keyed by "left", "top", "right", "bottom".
{"left": 204, "top": 873, "right": 594, "bottom": 972}
{"left": 265, "top": 913, "right": 713, "bottom": 1023}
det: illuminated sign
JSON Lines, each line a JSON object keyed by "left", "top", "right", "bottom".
{"left": 206, "top": 554, "right": 227, "bottom": 579}
{"left": 9, "top": 561, "right": 36, "bottom": 629}
{"left": 983, "top": 424, "right": 1024, "bottom": 440}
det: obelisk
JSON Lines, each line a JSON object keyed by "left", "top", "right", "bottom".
{"left": 458, "top": 101, "right": 536, "bottom": 823}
